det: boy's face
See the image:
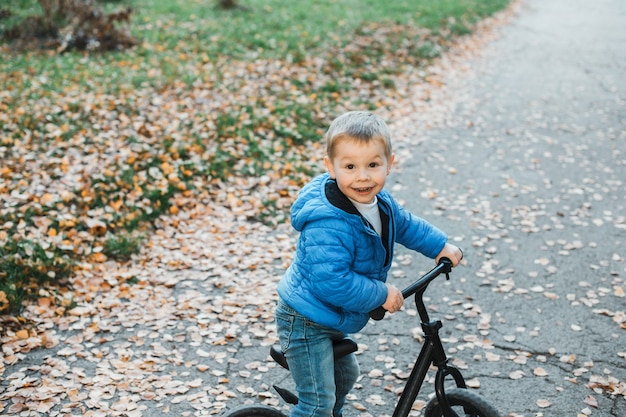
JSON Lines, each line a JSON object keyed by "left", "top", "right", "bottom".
{"left": 324, "top": 137, "right": 394, "bottom": 204}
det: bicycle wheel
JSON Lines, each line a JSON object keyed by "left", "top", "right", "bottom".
{"left": 423, "top": 388, "right": 500, "bottom": 417}
{"left": 222, "top": 404, "right": 287, "bottom": 417}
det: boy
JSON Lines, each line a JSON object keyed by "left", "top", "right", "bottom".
{"left": 276, "top": 111, "right": 463, "bottom": 417}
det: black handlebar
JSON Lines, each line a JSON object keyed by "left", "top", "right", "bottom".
{"left": 369, "top": 258, "right": 453, "bottom": 321}
{"left": 369, "top": 305, "right": 387, "bottom": 321}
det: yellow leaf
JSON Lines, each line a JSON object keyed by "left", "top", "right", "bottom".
{"left": 38, "top": 297, "right": 52, "bottom": 308}
{"left": 110, "top": 200, "right": 124, "bottom": 211}
{"left": 161, "top": 162, "right": 175, "bottom": 175}
{"left": 89, "top": 252, "right": 107, "bottom": 263}
{"left": 40, "top": 193, "right": 55, "bottom": 205}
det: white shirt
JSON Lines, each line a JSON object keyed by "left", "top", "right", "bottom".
{"left": 350, "top": 196, "right": 382, "bottom": 236}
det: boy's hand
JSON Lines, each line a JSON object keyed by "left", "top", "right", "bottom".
{"left": 435, "top": 243, "right": 464, "bottom": 267}
{"left": 382, "top": 283, "right": 404, "bottom": 313}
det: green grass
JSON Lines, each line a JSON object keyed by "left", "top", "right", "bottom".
{"left": 103, "top": 233, "right": 144, "bottom": 261}
{"left": 3, "top": 0, "right": 510, "bottom": 89}
{"left": 0, "top": 0, "right": 511, "bottom": 316}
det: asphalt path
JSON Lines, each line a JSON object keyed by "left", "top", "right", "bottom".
{"left": 380, "top": 0, "right": 626, "bottom": 415}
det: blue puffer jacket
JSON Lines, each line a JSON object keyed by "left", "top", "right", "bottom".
{"left": 277, "top": 173, "right": 448, "bottom": 334}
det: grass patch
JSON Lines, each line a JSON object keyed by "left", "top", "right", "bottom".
{"left": 103, "top": 233, "right": 144, "bottom": 261}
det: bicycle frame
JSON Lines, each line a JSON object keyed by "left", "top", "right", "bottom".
{"left": 372, "top": 259, "right": 466, "bottom": 417}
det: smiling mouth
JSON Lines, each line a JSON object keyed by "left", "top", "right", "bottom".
{"left": 354, "top": 187, "right": 373, "bottom": 193}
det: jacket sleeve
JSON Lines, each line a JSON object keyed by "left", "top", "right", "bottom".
{"left": 391, "top": 198, "right": 448, "bottom": 258}
{"left": 297, "top": 219, "right": 388, "bottom": 314}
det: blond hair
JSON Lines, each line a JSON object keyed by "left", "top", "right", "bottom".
{"left": 325, "top": 111, "right": 393, "bottom": 161}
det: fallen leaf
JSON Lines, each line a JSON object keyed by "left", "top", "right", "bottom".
{"left": 583, "top": 395, "right": 599, "bottom": 408}
{"left": 16, "top": 329, "right": 29, "bottom": 339}
{"left": 537, "top": 399, "right": 551, "bottom": 408}
{"left": 466, "top": 377, "right": 481, "bottom": 388}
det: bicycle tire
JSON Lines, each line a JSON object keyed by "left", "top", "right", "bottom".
{"left": 423, "top": 388, "right": 500, "bottom": 417}
{"left": 222, "top": 405, "right": 287, "bottom": 417}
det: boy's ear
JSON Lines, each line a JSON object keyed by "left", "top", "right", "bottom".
{"left": 323, "top": 156, "right": 335, "bottom": 178}
{"left": 387, "top": 153, "right": 396, "bottom": 174}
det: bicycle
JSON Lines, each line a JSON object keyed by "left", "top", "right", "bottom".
{"left": 223, "top": 258, "right": 500, "bottom": 417}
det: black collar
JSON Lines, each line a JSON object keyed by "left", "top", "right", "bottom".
{"left": 325, "top": 179, "right": 360, "bottom": 214}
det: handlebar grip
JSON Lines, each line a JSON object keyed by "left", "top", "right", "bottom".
{"left": 370, "top": 257, "right": 457, "bottom": 321}
{"left": 369, "top": 306, "right": 386, "bottom": 321}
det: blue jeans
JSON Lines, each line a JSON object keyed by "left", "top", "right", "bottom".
{"left": 275, "top": 299, "right": 360, "bottom": 417}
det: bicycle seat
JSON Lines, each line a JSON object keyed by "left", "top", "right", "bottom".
{"left": 270, "top": 338, "right": 358, "bottom": 370}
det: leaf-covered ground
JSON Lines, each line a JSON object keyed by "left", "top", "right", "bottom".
{"left": 1, "top": 0, "right": 625, "bottom": 416}
{"left": 0, "top": 0, "right": 478, "bottom": 312}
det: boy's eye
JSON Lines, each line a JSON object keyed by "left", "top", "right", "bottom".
{"left": 369, "top": 162, "right": 378, "bottom": 168}
{"left": 346, "top": 164, "right": 355, "bottom": 169}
